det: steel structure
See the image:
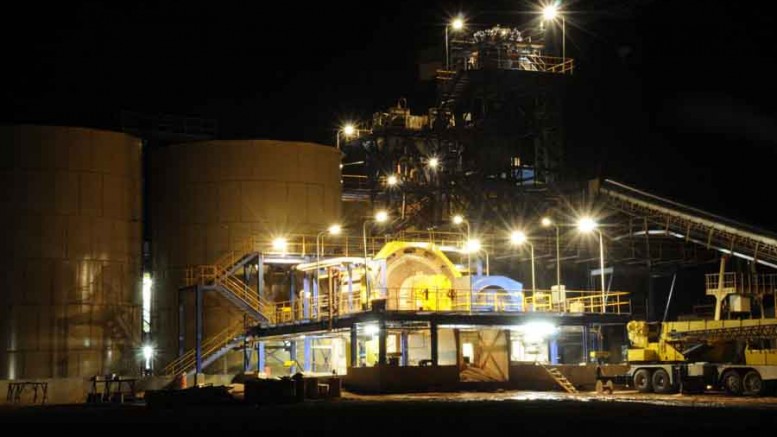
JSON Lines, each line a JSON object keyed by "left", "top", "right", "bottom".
{"left": 341, "top": 23, "right": 572, "bottom": 230}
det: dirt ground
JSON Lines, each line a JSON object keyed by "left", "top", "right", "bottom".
{"left": 1, "top": 389, "right": 775, "bottom": 433}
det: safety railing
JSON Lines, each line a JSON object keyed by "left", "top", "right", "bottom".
{"left": 261, "top": 287, "right": 630, "bottom": 325}
{"left": 162, "top": 320, "right": 246, "bottom": 376}
{"left": 705, "top": 272, "right": 777, "bottom": 296}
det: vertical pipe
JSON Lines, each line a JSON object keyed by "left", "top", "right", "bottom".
{"left": 350, "top": 324, "right": 358, "bottom": 367}
{"left": 430, "top": 320, "right": 439, "bottom": 366}
{"left": 195, "top": 286, "right": 203, "bottom": 384}
{"left": 582, "top": 325, "right": 589, "bottom": 364}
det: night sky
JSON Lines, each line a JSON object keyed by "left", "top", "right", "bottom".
{"left": 2, "top": 0, "right": 775, "bottom": 230}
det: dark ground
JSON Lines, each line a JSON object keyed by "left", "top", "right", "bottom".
{"left": 2, "top": 391, "right": 775, "bottom": 433}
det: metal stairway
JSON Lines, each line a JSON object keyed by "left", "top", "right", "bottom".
{"left": 162, "top": 321, "right": 246, "bottom": 377}
{"left": 165, "top": 237, "right": 277, "bottom": 375}
{"left": 208, "top": 275, "right": 276, "bottom": 323}
{"left": 541, "top": 364, "right": 578, "bottom": 393}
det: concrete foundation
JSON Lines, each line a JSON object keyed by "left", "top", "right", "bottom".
{"left": 345, "top": 365, "right": 460, "bottom": 393}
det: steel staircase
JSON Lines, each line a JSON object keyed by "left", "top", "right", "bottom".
{"left": 162, "top": 321, "right": 246, "bottom": 377}
{"left": 540, "top": 364, "right": 578, "bottom": 393}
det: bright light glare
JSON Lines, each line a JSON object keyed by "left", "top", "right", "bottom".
{"left": 328, "top": 224, "right": 342, "bottom": 235}
{"left": 428, "top": 157, "right": 439, "bottom": 169}
{"left": 343, "top": 124, "right": 356, "bottom": 136}
{"left": 452, "top": 215, "right": 464, "bottom": 225}
{"left": 542, "top": 5, "right": 558, "bottom": 20}
{"left": 541, "top": 217, "right": 553, "bottom": 227}
{"left": 518, "top": 321, "right": 558, "bottom": 343}
{"left": 510, "top": 231, "right": 528, "bottom": 245}
{"left": 375, "top": 210, "right": 389, "bottom": 223}
{"left": 142, "top": 345, "right": 154, "bottom": 360}
{"left": 387, "top": 175, "right": 399, "bottom": 186}
{"left": 464, "top": 239, "right": 481, "bottom": 253}
{"left": 364, "top": 324, "right": 380, "bottom": 336}
{"left": 577, "top": 217, "right": 598, "bottom": 233}
{"left": 451, "top": 17, "right": 464, "bottom": 31}
{"left": 272, "top": 237, "right": 288, "bottom": 251}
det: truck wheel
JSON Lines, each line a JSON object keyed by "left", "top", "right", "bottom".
{"left": 634, "top": 369, "right": 653, "bottom": 393}
{"left": 742, "top": 370, "right": 763, "bottom": 396}
{"left": 722, "top": 370, "right": 743, "bottom": 395}
{"left": 652, "top": 368, "right": 675, "bottom": 394}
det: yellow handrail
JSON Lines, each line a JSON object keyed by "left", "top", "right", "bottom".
{"left": 162, "top": 320, "right": 246, "bottom": 376}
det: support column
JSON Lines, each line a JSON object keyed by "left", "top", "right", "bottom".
{"left": 378, "top": 319, "right": 387, "bottom": 366}
{"left": 350, "top": 324, "right": 358, "bottom": 367}
{"left": 400, "top": 331, "right": 409, "bottom": 366}
{"left": 303, "top": 273, "right": 311, "bottom": 319}
{"left": 257, "top": 254, "right": 264, "bottom": 301}
{"left": 430, "top": 321, "right": 439, "bottom": 366}
{"left": 195, "top": 286, "right": 203, "bottom": 384}
{"left": 243, "top": 335, "right": 251, "bottom": 371}
{"left": 304, "top": 337, "right": 313, "bottom": 372}
{"left": 550, "top": 339, "right": 559, "bottom": 364}
{"left": 257, "top": 341, "right": 265, "bottom": 374}
{"left": 178, "top": 289, "right": 185, "bottom": 358}
{"left": 347, "top": 265, "right": 354, "bottom": 312}
{"left": 582, "top": 325, "right": 589, "bottom": 364}
{"left": 289, "top": 341, "right": 297, "bottom": 375}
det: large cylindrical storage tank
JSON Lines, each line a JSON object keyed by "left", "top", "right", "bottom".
{"left": 0, "top": 125, "right": 142, "bottom": 379}
{"left": 151, "top": 140, "right": 341, "bottom": 371}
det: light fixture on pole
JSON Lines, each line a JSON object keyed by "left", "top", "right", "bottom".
{"left": 542, "top": 3, "right": 565, "bottom": 61}
{"left": 453, "top": 214, "right": 472, "bottom": 291}
{"left": 316, "top": 224, "right": 342, "bottom": 290}
{"left": 541, "top": 217, "right": 561, "bottom": 289}
{"left": 363, "top": 211, "right": 389, "bottom": 303}
{"left": 445, "top": 16, "right": 465, "bottom": 70}
{"left": 336, "top": 123, "right": 357, "bottom": 150}
{"left": 510, "top": 231, "right": 535, "bottom": 293}
{"left": 577, "top": 217, "right": 606, "bottom": 310}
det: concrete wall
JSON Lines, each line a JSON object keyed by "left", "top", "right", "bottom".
{"left": 508, "top": 364, "right": 630, "bottom": 391}
{"left": 344, "top": 365, "right": 460, "bottom": 393}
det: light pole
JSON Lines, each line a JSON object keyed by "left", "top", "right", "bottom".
{"left": 363, "top": 211, "right": 388, "bottom": 303}
{"left": 316, "top": 224, "right": 342, "bottom": 288}
{"left": 445, "top": 16, "right": 465, "bottom": 70}
{"left": 542, "top": 4, "right": 565, "bottom": 61}
{"left": 336, "top": 124, "right": 356, "bottom": 150}
{"left": 510, "top": 231, "right": 536, "bottom": 293}
{"left": 453, "top": 215, "right": 472, "bottom": 291}
{"left": 317, "top": 224, "right": 341, "bottom": 323}
{"left": 577, "top": 217, "right": 606, "bottom": 311}
{"left": 541, "top": 217, "right": 561, "bottom": 288}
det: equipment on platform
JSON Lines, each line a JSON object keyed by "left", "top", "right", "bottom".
{"left": 599, "top": 266, "right": 777, "bottom": 396}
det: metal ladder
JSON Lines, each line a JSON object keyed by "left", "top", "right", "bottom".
{"left": 541, "top": 364, "right": 578, "bottom": 393}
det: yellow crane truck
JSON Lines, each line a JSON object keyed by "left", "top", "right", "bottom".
{"left": 599, "top": 318, "right": 777, "bottom": 395}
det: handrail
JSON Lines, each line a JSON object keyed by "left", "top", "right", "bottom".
{"left": 162, "top": 320, "right": 245, "bottom": 375}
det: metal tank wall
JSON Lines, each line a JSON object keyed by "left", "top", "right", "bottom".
{"left": 0, "top": 125, "right": 142, "bottom": 379}
{"left": 151, "top": 140, "right": 341, "bottom": 371}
